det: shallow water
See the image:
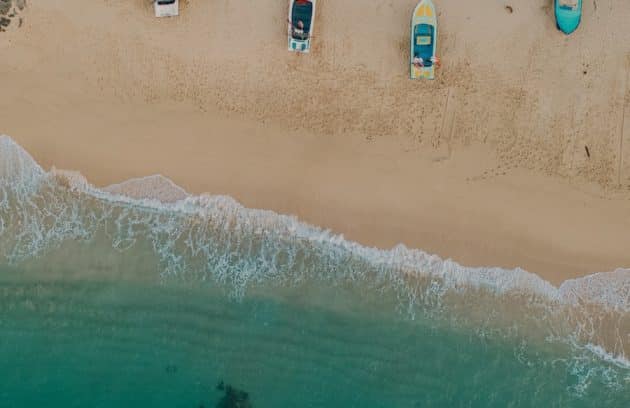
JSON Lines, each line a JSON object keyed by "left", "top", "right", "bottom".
{"left": 1, "top": 266, "right": 628, "bottom": 408}
{"left": 0, "top": 135, "right": 629, "bottom": 407}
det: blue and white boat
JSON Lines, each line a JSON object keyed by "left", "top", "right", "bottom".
{"left": 554, "top": 0, "right": 582, "bottom": 34}
{"left": 288, "top": 0, "right": 317, "bottom": 53}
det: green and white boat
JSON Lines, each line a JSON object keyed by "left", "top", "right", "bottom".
{"left": 288, "top": 0, "right": 316, "bottom": 53}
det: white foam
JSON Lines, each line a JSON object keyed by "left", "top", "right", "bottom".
{"left": 584, "top": 343, "right": 630, "bottom": 370}
{"left": 104, "top": 174, "right": 189, "bottom": 203}
{"left": 75, "top": 174, "right": 629, "bottom": 311}
{"left": 559, "top": 270, "right": 630, "bottom": 311}
{"left": 0, "top": 135, "right": 45, "bottom": 190}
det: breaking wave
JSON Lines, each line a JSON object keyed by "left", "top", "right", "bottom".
{"left": 0, "top": 134, "right": 628, "bottom": 369}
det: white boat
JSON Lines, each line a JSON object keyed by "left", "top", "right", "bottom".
{"left": 288, "top": 0, "right": 317, "bottom": 53}
{"left": 154, "top": 0, "right": 179, "bottom": 18}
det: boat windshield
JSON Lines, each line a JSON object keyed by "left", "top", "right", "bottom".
{"left": 558, "top": 0, "right": 578, "bottom": 10}
{"left": 291, "top": 0, "right": 313, "bottom": 40}
{"left": 413, "top": 24, "right": 434, "bottom": 66}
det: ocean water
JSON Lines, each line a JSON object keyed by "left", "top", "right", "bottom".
{"left": 0, "top": 135, "right": 628, "bottom": 407}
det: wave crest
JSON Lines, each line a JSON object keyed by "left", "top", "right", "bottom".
{"left": 0, "top": 135, "right": 45, "bottom": 191}
{"left": 104, "top": 174, "right": 189, "bottom": 202}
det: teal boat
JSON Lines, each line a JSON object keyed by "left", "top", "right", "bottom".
{"left": 410, "top": 0, "right": 437, "bottom": 80}
{"left": 554, "top": 0, "right": 582, "bottom": 34}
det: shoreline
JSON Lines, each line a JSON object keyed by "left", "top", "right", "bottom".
{"left": 2, "top": 100, "right": 630, "bottom": 286}
{"left": 1, "top": 0, "right": 630, "bottom": 285}
{"left": 3, "top": 133, "right": 629, "bottom": 361}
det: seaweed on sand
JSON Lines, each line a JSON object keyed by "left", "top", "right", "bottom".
{"left": 0, "top": 0, "right": 10, "bottom": 16}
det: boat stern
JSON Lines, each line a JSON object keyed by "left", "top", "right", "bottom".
{"left": 410, "top": 65, "right": 435, "bottom": 80}
{"left": 154, "top": 0, "right": 179, "bottom": 18}
{"left": 289, "top": 38, "right": 311, "bottom": 53}
{"left": 554, "top": 0, "right": 582, "bottom": 34}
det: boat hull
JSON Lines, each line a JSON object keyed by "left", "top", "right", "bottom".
{"left": 288, "top": 0, "right": 317, "bottom": 53}
{"left": 410, "top": 0, "right": 438, "bottom": 80}
{"left": 554, "top": 0, "right": 582, "bottom": 34}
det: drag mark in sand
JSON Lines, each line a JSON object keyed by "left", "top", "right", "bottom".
{"left": 435, "top": 87, "right": 457, "bottom": 161}
{"left": 618, "top": 95, "right": 626, "bottom": 185}
{"left": 618, "top": 59, "right": 630, "bottom": 187}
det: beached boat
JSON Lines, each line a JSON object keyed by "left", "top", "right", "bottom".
{"left": 154, "top": 0, "right": 178, "bottom": 18}
{"left": 288, "top": 0, "right": 316, "bottom": 53}
{"left": 554, "top": 0, "right": 582, "bottom": 34}
{"left": 410, "top": 0, "right": 438, "bottom": 80}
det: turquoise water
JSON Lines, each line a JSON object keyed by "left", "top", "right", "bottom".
{"left": 0, "top": 135, "right": 629, "bottom": 407}
{"left": 1, "top": 266, "right": 628, "bottom": 407}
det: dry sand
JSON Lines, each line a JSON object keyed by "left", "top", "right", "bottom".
{"left": 1, "top": 0, "right": 630, "bottom": 285}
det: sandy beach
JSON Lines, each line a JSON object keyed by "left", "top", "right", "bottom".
{"left": 1, "top": 0, "right": 630, "bottom": 285}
